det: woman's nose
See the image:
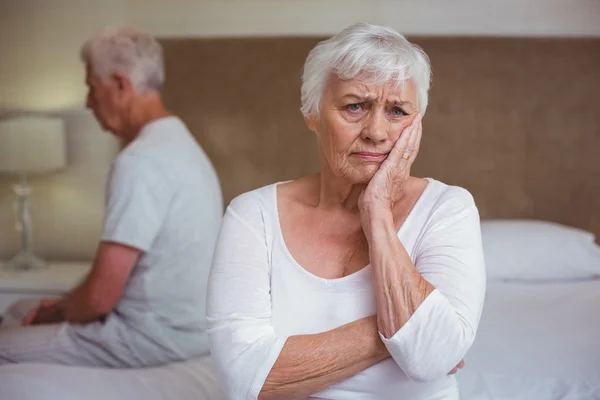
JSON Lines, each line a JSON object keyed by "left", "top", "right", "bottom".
{"left": 361, "top": 111, "right": 389, "bottom": 143}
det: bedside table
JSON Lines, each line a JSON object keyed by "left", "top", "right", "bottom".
{"left": 0, "top": 262, "right": 91, "bottom": 314}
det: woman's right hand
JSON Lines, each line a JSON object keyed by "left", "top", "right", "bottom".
{"left": 358, "top": 113, "right": 422, "bottom": 220}
{"left": 448, "top": 360, "right": 465, "bottom": 375}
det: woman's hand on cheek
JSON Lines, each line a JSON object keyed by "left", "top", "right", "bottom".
{"left": 358, "top": 113, "right": 422, "bottom": 216}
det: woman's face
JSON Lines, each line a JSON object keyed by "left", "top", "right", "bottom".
{"left": 307, "top": 73, "right": 419, "bottom": 184}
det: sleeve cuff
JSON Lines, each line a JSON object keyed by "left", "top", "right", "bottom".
{"left": 248, "top": 337, "right": 288, "bottom": 399}
{"left": 379, "top": 289, "right": 445, "bottom": 370}
{"left": 101, "top": 231, "right": 151, "bottom": 252}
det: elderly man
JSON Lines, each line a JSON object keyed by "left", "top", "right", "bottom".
{"left": 0, "top": 27, "right": 223, "bottom": 368}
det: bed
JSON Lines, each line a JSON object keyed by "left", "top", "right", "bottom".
{"left": 2, "top": 279, "right": 598, "bottom": 400}
{"left": 458, "top": 280, "right": 600, "bottom": 400}
{"left": 455, "top": 219, "right": 600, "bottom": 399}
{"left": 2, "top": 219, "right": 599, "bottom": 400}
{"left": 0, "top": 356, "right": 225, "bottom": 400}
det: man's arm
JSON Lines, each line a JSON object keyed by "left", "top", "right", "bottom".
{"left": 32, "top": 241, "right": 140, "bottom": 325}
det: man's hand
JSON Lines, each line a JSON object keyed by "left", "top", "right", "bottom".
{"left": 22, "top": 298, "right": 64, "bottom": 326}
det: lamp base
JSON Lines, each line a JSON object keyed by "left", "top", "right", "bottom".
{"left": 2, "top": 250, "right": 47, "bottom": 271}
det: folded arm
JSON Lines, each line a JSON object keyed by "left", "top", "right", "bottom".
{"left": 259, "top": 316, "right": 388, "bottom": 400}
{"left": 364, "top": 188, "right": 486, "bottom": 381}
{"left": 208, "top": 197, "right": 390, "bottom": 400}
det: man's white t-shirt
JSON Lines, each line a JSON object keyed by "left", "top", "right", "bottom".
{"left": 207, "top": 179, "right": 486, "bottom": 399}
{"left": 73, "top": 116, "right": 223, "bottom": 364}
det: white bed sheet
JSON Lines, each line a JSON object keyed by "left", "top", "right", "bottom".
{"left": 2, "top": 281, "right": 599, "bottom": 400}
{"left": 457, "top": 280, "right": 600, "bottom": 400}
{"left": 0, "top": 356, "right": 225, "bottom": 400}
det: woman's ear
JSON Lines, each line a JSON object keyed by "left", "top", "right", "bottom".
{"left": 304, "top": 114, "right": 318, "bottom": 135}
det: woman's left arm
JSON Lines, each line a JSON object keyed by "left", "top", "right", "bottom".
{"left": 359, "top": 114, "right": 486, "bottom": 381}
{"left": 365, "top": 189, "right": 486, "bottom": 382}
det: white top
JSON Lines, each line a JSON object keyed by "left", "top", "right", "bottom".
{"left": 207, "top": 178, "right": 486, "bottom": 399}
{"left": 89, "top": 116, "right": 223, "bottom": 360}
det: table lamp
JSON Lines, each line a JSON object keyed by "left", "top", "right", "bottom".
{"left": 0, "top": 116, "right": 67, "bottom": 270}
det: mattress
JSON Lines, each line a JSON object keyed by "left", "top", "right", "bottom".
{"left": 1, "top": 281, "right": 598, "bottom": 400}
{"left": 0, "top": 356, "right": 225, "bottom": 400}
{"left": 457, "top": 280, "right": 600, "bottom": 400}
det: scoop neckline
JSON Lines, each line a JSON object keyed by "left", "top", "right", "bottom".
{"left": 272, "top": 177, "right": 434, "bottom": 285}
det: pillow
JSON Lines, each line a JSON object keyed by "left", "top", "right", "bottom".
{"left": 481, "top": 219, "right": 600, "bottom": 282}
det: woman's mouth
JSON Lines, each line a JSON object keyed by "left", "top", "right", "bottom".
{"left": 353, "top": 152, "right": 388, "bottom": 162}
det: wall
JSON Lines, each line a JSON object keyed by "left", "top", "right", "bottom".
{"left": 1, "top": 0, "right": 599, "bottom": 110}
{"left": 0, "top": 0, "right": 599, "bottom": 260}
{"left": 0, "top": 0, "right": 127, "bottom": 110}
{"left": 161, "top": 37, "right": 600, "bottom": 235}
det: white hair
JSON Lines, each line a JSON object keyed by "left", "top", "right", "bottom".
{"left": 301, "top": 23, "right": 431, "bottom": 116}
{"left": 81, "top": 26, "right": 164, "bottom": 94}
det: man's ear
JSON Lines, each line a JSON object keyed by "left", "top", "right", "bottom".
{"left": 111, "top": 72, "right": 133, "bottom": 94}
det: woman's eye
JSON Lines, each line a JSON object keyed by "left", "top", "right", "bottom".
{"left": 390, "top": 107, "right": 407, "bottom": 116}
{"left": 346, "top": 103, "right": 363, "bottom": 112}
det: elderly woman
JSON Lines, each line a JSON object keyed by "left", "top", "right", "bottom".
{"left": 207, "top": 23, "right": 486, "bottom": 399}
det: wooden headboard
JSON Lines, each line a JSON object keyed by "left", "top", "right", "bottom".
{"left": 160, "top": 37, "right": 600, "bottom": 235}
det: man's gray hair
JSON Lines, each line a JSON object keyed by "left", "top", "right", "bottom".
{"left": 301, "top": 23, "right": 432, "bottom": 116}
{"left": 81, "top": 26, "right": 165, "bottom": 94}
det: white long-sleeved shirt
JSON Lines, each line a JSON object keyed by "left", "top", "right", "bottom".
{"left": 207, "top": 178, "right": 486, "bottom": 400}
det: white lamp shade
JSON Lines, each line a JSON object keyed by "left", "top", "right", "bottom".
{"left": 0, "top": 116, "right": 67, "bottom": 174}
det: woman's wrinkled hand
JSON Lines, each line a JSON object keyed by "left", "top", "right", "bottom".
{"left": 358, "top": 113, "right": 422, "bottom": 215}
{"left": 448, "top": 359, "right": 465, "bottom": 375}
